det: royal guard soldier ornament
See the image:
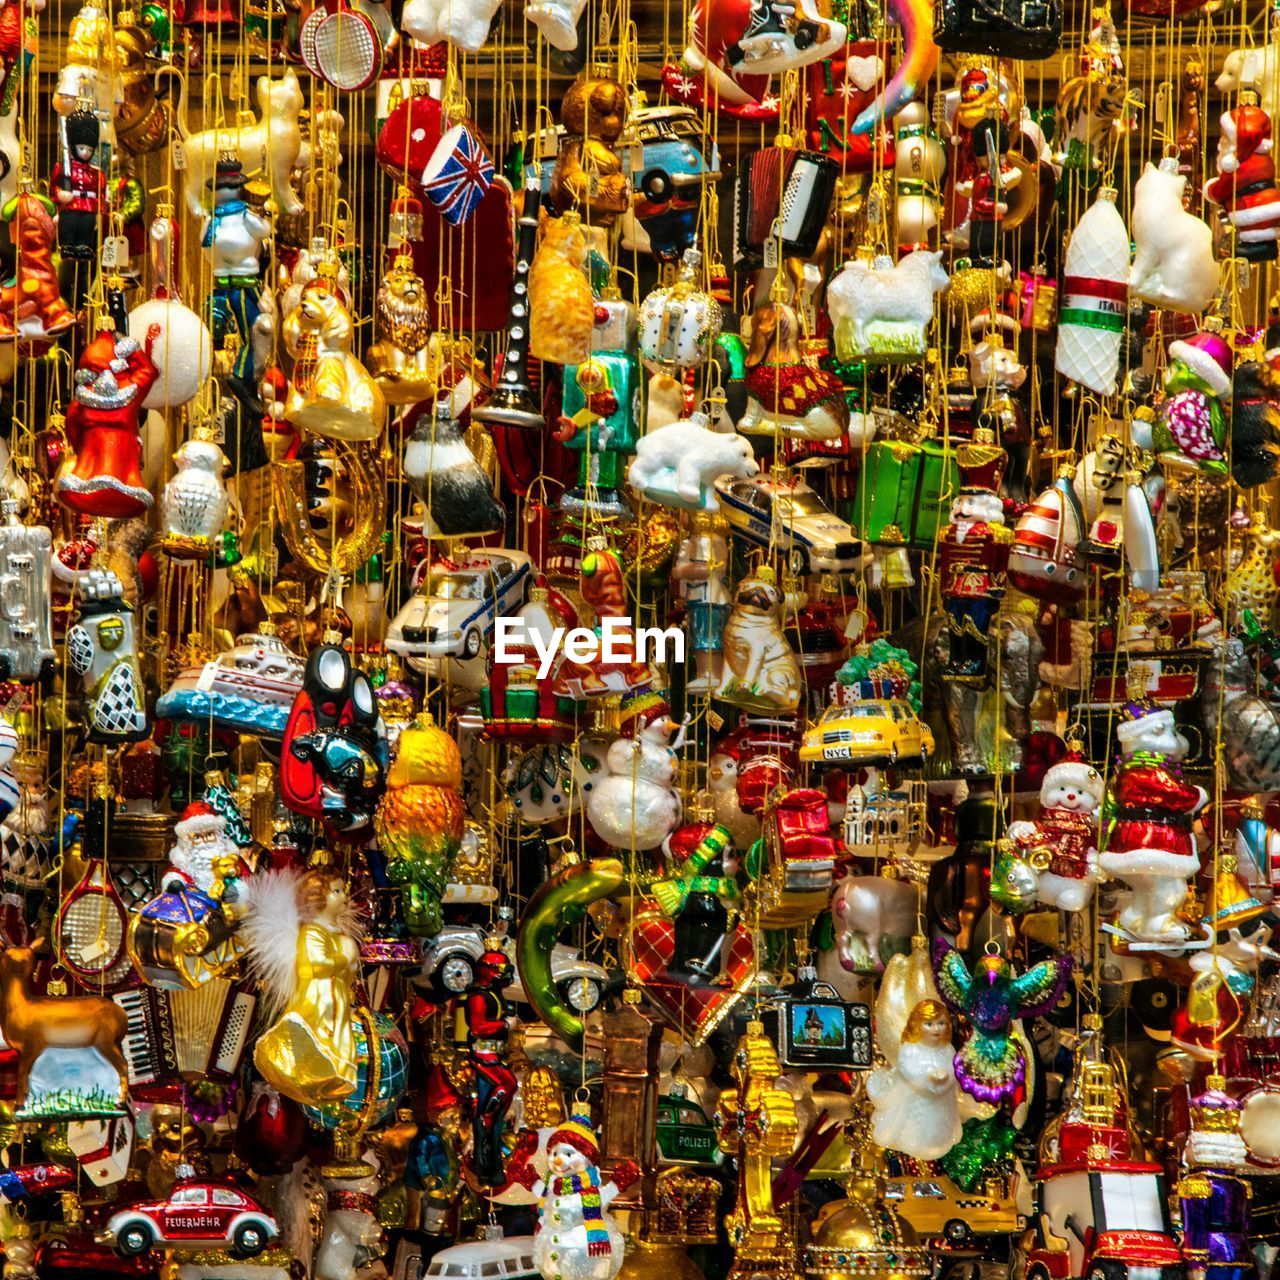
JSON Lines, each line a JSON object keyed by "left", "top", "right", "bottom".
{"left": 939, "top": 428, "right": 1012, "bottom": 682}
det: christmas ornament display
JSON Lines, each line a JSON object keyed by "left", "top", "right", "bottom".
{"left": 5, "top": 4, "right": 1280, "bottom": 1280}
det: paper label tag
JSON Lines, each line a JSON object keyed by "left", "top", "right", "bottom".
{"left": 79, "top": 936, "right": 110, "bottom": 964}
{"left": 706, "top": 707, "right": 724, "bottom": 732}
{"left": 763, "top": 223, "right": 780, "bottom": 269}
{"left": 170, "top": 139, "right": 186, "bottom": 171}
{"left": 100, "top": 236, "right": 128, "bottom": 269}
{"left": 1126, "top": 659, "right": 1161, "bottom": 695}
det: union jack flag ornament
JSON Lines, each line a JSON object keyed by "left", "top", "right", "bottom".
{"left": 421, "top": 123, "right": 495, "bottom": 226}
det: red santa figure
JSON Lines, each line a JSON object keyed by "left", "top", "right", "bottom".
{"left": 939, "top": 428, "right": 1012, "bottom": 682}
{"left": 1098, "top": 701, "right": 1207, "bottom": 946}
{"left": 57, "top": 324, "right": 159, "bottom": 519}
{"left": 1204, "top": 94, "right": 1280, "bottom": 262}
{"left": 160, "top": 802, "right": 251, "bottom": 896}
{"left": 1007, "top": 752, "right": 1103, "bottom": 912}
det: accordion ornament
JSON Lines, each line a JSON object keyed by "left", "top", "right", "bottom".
{"left": 733, "top": 146, "right": 839, "bottom": 265}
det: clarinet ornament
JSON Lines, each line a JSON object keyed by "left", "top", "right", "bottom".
{"left": 474, "top": 178, "right": 543, "bottom": 430}
{"left": 1055, "top": 188, "right": 1129, "bottom": 395}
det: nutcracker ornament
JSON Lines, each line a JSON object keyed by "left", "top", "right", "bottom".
{"left": 671, "top": 513, "right": 732, "bottom": 693}
{"left": 65, "top": 568, "right": 147, "bottom": 743}
{"left": 52, "top": 106, "right": 105, "bottom": 264}
{"left": 464, "top": 942, "right": 517, "bottom": 1186}
{"left": 1097, "top": 701, "right": 1208, "bottom": 947}
{"left": 57, "top": 326, "right": 158, "bottom": 519}
{"left": 938, "top": 430, "right": 1011, "bottom": 682}
{"left": 1007, "top": 754, "right": 1103, "bottom": 911}
{"left": 1204, "top": 92, "right": 1280, "bottom": 262}
{"left": 509, "top": 1111, "right": 639, "bottom": 1280}
{"left": 558, "top": 289, "right": 642, "bottom": 517}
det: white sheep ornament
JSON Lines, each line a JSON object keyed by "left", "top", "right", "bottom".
{"left": 826, "top": 249, "right": 950, "bottom": 365}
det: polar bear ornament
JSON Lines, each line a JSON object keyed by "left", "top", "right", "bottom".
{"left": 627, "top": 412, "right": 759, "bottom": 511}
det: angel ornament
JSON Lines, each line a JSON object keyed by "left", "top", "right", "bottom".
{"left": 241, "top": 866, "right": 361, "bottom": 1107}
{"left": 867, "top": 999, "right": 962, "bottom": 1160}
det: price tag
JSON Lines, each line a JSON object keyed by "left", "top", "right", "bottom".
{"left": 763, "top": 221, "right": 781, "bottom": 269}
{"left": 706, "top": 707, "right": 724, "bottom": 732}
{"left": 79, "top": 937, "right": 109, "bottom": 964}
{"left": 170, "top": 139, "right": 186, "bottom": 171}
{"left": 1125, "top": 659, "right": 1161, "bottom": 696}
{"left": 99, "top": 235, "right": 128, "bottom": 269}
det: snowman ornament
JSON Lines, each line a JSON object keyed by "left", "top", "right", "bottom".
{"left": 586, "top": 701, "right": 689, "bottom": 851}
{"left": 510, "top": 1112, "right": 639, "bottom": 1280}
{"left": 1007, "top": 753, "right": 1104, "bottom": 912}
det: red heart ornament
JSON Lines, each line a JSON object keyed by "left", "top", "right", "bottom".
{"left": 629, "top": 903, "right": 755, "bottom": 1046}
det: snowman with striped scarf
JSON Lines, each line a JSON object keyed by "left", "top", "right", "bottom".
{"left": 510, "top": 1111, "right": 638, "bottom": 1280}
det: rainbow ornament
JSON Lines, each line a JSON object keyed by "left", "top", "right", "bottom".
{"left": 851, "top": 0, "right": 939, "bottom": 135}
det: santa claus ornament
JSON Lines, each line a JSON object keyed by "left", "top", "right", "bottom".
{"left": 1097, "top": 701, "right": 1208, "bottom": 947}
{"left": 57, "top": 326, "right": 159, "bottom": 519}
{"left": 1205, "top": 92, "right": 1280, "bottom": 261}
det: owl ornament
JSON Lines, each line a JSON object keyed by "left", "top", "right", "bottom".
{"left": 65, "top": 569, "right": 148, "bottom": 744}
{"left": 159, "top": 424, "right": 231, "bottom": 559}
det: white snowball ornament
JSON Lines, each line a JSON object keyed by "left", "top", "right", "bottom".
{"left": 127, "top": 297, "right": 214, "bottom": 409}
{"left": 866, "top": 999, "right": 962, "bottom": 1160}
{"left": 1056, "top": 188, "right": 1130, "bottom": 395}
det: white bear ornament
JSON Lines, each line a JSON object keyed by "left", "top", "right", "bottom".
{"left": 628, "top": 412, "right": 759, "bottom": 511}
{"left": 1130, "top": 159, "right": 1219, "bottom": 315}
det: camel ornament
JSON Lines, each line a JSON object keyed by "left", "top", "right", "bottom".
{"left": 0, "top": 941, "right": 129, "bottom": 1118}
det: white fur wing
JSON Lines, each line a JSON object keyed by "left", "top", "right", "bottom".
{"left": 237, "top": 867, "right": 305, "bottom": 1014}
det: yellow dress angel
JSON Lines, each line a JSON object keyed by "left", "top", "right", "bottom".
{"left": 240, "top": 868, "right": 361, "bottom": 1106}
